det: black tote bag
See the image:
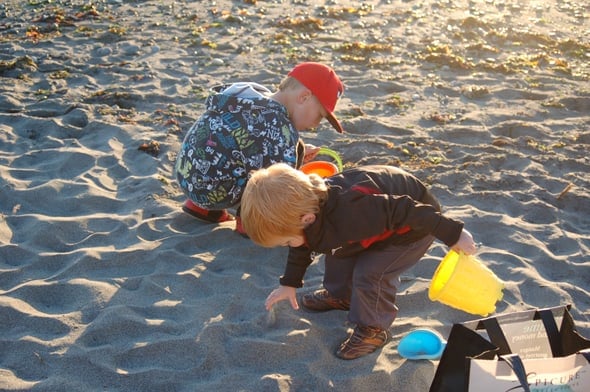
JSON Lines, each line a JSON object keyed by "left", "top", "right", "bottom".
{"left": 429, "top": 305, "right": 590, "bottom": 392}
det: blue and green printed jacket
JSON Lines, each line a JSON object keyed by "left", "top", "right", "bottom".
{"left": 175, "top": 83, "right": 303, "bottom": 209}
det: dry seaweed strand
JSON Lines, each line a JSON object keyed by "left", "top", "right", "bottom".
{"left": 556, "top": 183, "right": 574, "bottom": 200}
{"left": 275, "top": 17, "right": 324, "bottom": 31}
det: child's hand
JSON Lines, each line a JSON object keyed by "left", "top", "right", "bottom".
{"left": 303, "top": 144, "right": 321, "bottom": 163}
{"left": 452, "top": 229, "right": 477, "bottom": 255}
{"left": 265, "top": 285, "right": 299, "bottom": 311}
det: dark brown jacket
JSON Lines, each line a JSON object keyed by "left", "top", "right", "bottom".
{"left": 280, "top": 165, "right": 464, "bottom": 288}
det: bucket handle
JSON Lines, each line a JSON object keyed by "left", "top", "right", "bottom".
{"left": 317, "top": 147, "right": 343, "bottom": 172}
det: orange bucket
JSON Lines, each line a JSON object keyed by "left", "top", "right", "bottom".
{"left": 300, "top": 161, "right": 339, "bottom": 178}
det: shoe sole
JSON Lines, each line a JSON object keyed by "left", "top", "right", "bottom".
{"left": 182, "top": 205, "right": 234, "bottom": 223}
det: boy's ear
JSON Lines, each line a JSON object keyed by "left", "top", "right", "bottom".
{"left": 301, "top": 213, "right": 316, "bottom": 226}
{"left": 297, "top": 88, "right": 312, "bottom": 104}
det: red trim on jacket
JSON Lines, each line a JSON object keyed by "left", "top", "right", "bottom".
{"left": 351, "top": 185, "right": 411, "bottom": 248}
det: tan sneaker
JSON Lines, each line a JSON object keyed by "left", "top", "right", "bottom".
{"left": 301, "top": 289, "right": 350, "bottom": 312}
{"left": 336, "top": 325, "right": 391, "bottom": 360}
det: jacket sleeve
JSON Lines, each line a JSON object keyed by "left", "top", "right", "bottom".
{"left": 279, "top": 246, "right": 314, "bottom": 288}
{"left": 429, "top": 211, "right": 464, "bottom": 247}
{"left": 383, "top": 194, "right": 464, "bottom": 247}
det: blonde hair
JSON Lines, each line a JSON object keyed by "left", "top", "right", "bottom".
{"left": 278, "top": 76, "right": 304, "bottom": 91}
{"left": 241, "top": 163, "right": 328, "bottom": 247}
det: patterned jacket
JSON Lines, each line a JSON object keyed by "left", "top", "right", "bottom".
{"left": 175, "top": 83, "right": 303, "bottom": 209}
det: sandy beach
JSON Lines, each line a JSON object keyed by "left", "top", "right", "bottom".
{"left": 1, "top": 0, "right": 589, "bottom": 391}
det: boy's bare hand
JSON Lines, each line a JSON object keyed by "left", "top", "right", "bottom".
{"left": 265, "top": 285, "right": 299, "bottom": 311}
{"left": 452, "top": 229, "right": 477, "bottom": 255}
{"left": 303, "top": 144, "right": 321, "bottom": 163}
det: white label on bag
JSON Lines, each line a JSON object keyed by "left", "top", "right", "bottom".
{"left": 498, "top": 317, "right": 564, "bottom": 359}
{"left": 468, "top": 352, "right": 590, "bottom": 392}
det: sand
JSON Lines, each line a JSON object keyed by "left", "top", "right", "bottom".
{"left": 0, "top": 0, "right": 588, "bottom": 391}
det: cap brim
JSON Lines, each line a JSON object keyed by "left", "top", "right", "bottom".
{"left": 326, "top": 112, "right": 344, "bottom": 133}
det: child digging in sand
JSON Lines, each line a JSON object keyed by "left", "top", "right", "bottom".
{"left": 175, "top": 62, "right": 344, "bottom": 235}
{"left": 240, "top": 163, "right": 477, "bottom": 360}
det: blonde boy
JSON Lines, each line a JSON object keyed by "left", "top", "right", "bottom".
{"left": 241, "top": 163, "right": 476, "bottom": 359}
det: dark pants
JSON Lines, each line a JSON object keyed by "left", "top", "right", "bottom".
{"left": 323, "top": 235, "right": 435, "bottom": 330}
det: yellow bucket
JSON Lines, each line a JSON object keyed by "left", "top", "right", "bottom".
{"left": 428, "top": 250, "right": 504, "bottom": 316}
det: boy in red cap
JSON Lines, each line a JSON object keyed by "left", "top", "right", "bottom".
{"left": 175, "top": 62, "right": 344, "bottom": 234}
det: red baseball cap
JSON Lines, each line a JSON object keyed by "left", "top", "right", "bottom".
{"left": 288, "top": 62, "right": 345, "bottom": 133}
